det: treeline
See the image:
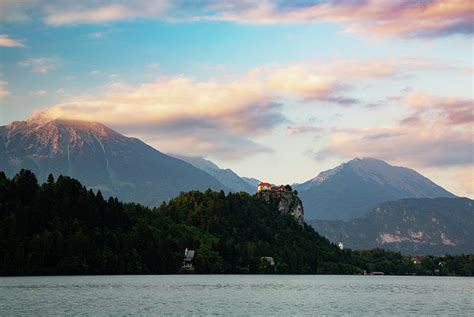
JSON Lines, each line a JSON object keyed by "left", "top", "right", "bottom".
{"left": 0, "top": 170, "right": 473, "bottom": 276}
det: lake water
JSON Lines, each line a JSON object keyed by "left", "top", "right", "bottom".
{"left": 0, "top": 275, "right": 472, "bottom": 316}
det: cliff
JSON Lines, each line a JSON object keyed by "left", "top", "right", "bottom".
{"left": 257, "top": 187, "right": 304, "bottom": 225}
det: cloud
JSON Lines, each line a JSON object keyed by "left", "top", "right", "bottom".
{"left": 43, "top": 1, "right": 169, "bottom": 25}
{"left": 0, "top": 34, "right": 25, "bottom": 47}
{"left": 0, "top": 80, "right": 10, "bottom": 97}
{"left": 313, "top": 123, "right": 473, "bottom": 168}
{"left": 41, "top": 75, "right": 285, "bottom": 159}
{"left": 204, "top": 0, "right": 473, "bottom": 38}
{"left": 0, "top": 0, "right": 36, "bottom": 22}
{"left": 286, "top": 126, "right": 322, "bottom": 136}
{"left": 37, "top": 57, "right": 431, "bottom": 159}
{"left": 404, "top": 92, "right": 474, "bottom": 126}
{"left": 19, "top": 57, "right": 60, "bottom": 73}
{"left": 148, "top": 63, "right": 160, "bottom": 70}
{"left": 88, "top": 32, "right": 104, "bottom": 39}
{"left": 3, "top": 1, "right": 471, "bottom": 38}
{"left": 30, "top": 90, "right": 47, "bottom": 96}
{"left": 310, "top": 91, "right": 473, "bottom": 169}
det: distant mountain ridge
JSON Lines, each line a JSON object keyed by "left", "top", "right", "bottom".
{"left": 172, "top": 155, "right": 257, "bottom": 193}
{"left": 295, "top": 158, "right": 455, "bottom": 220}
{"left": 308, "top": 197, "right": 474, "bottom": 255}
{"left": 0, "top": 115, "right": 226, "bottom": 206}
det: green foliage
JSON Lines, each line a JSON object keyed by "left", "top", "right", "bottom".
{"left": 0, "top": 170, "right": 472, "bottom": 276}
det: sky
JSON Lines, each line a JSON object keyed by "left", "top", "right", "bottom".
{"left": 0, "top": 0, "right": 473, "bottom": 197}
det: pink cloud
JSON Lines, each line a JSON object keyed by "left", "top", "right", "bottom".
{"left": 19, "top": 57, "right": 60, "bottom": 73}
{"left": 405, "top": 92, "right": 474, "bottom": 126}
{"left": 40, "top": 58, "right": 406, "bottom": 159}
{"left": 0, "top": 34, "right": 25, "bottom": 47}
{"left": 311, "top": 91, "right": 473, "bottom": 169}
{"left": 3, "top": 1, "right": 471, "bottom": 38}
{"left": 315, "top": 122, "right": 472, "bottom": 168}
{"left": 206, "top": 0, "right": 473, "bottom": 38}
{"left": 44, "top": 1, "right": 169, "bottom": 25}
{"left": 0, "top": 80, "right": 10, "bottom": 97}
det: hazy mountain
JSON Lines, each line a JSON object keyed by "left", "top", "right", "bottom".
{"left": 0, "top": 114, "right": 226, "bottom": 206}
{"left": 295, "top": 158, "right": 455, "bottom": 220}
{"left": 308, "top": 197, "right": 474, "bottom": 255}
{"left": 172, "top": 155, "right": 258, "bottom": 193}
{"left": 241, "top": 177, "right": 261, "bottom": 189}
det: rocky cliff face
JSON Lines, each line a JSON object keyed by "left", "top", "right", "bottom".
{"left": 257, "top": 189, "right": 304, "bottom": 225}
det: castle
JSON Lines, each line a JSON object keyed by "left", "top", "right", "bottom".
{"left": 257, "top": 182, "right": 286, "bottom": 193}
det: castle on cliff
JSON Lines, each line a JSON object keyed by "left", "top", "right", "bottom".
{"left": 257, "top": 182, "right": 286, "bottom": 193}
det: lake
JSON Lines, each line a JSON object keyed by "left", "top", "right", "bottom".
{"left": 0, "top": 275, "right": 472, "bottom": 316}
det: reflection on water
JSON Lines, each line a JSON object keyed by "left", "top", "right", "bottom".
{"left": 0, "top": 275, "right": 472, "bottom": 316}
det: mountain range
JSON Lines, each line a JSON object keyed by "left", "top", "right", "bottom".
{"left": 0, "top": 114, "right": 226, "bottom": 206}
{"left": 0, "top": 116, "right": 465, "bottom": 226}
{"left": 308, "top": 197, "right": 474, "bottom": 255}
{"left": 294, "top": 158, "right": 455, "bottom": 220}
{"left": 2, "top": 116, "right": 472, "bottom": 255}
{"left": 171, "top": 155, "right": 257, "bottom": 194}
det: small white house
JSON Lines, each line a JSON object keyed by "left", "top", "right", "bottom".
{"left": 338, "top": 242, "right": 344, "bottom": 250}
{"left": 183, "top": 248, "right": 195, "bottom": 269}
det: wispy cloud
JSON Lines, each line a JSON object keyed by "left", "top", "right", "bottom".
{"left": 312, "top": 123, "right": 473, "bottom": 167}
{"left": 39, "top": 57, "right": 410, "bottom": 158}
{"left": 404, "top": 92, "right": 474, "bottom": 126}
{"left": 286, "top": 126, "right": 322, "bottom": 136}
{"left": 19, "top": 57, "right": 60, "bottom": 73}
{"left": 310, "top": 91, "right": 474, "bottom": 168}
{"left": 3, "top": 1, "right": 472, "bottom": 38}
{"left": 0, "top": 34, "right": 25, "bottom": 47}
{"left": 44, "top": 1, "right": 169, "bottom": 26}
{"left": 203, "top": 0, "right": 473, "bottom": 38}
{"left": 30, "top": 90, "right": 48, "bottom": 96}
{"left": 0, "top": 80, "right": 10, "bottom": 97}
{"left": 88, "top": 32, "right": 104, "bottom": 39}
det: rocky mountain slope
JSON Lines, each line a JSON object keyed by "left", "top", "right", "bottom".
{"left": 172, "top": 155, "right": 256, "bottom": 193}
{"left": 0, "top": 114, "right": 226, "bottom": 206}
{"left": 295, "top": 158, "right": 455, "bottom": 220}
{"left": 308, "top": 197, "right": 473, "bottom": 255}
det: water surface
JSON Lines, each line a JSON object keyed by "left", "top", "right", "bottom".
{"left": 1, "top": 275, "right": 472, "bottom": 316}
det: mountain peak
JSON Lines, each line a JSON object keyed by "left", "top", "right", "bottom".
{"left": 308, "top": 158, "right": 404, "bottom": 187}
{"left": 24, "top": 112, "right": 107, "bottom": 131}
{"left": 296, "top": 157, "right": 455, "bottom": 220}
{"left": 26, "top": 111, "right": 55, "bottom": 125}
{"left": 0, "top": 117, "right": 226, "bottom": 207}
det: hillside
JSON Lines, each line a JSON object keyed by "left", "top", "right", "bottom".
{"left": 295, "top": 158, "right": 455, "bottom": 220}
{"left": 1, "top": 170, "right": 472, "bottom": 276}
{"left": 0, "top": 114, "right": 226, "bottom": 206}
{"left": 308, "top": 197, "right": 474, "bottom": 255}
{"left": 0, "top": 169, "right": 354, "bottom": 275}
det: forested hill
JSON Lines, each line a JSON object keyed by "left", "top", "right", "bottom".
{"left": 1, "top": 170, "right": 472, "bottom": 276}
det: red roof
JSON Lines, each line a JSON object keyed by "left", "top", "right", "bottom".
{"left": 258, "top": 182, "right": 271, "bottom": 186}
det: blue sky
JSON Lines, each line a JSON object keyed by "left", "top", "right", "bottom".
{"left": 0, "top": 0, "right": 472, "bottom": 196}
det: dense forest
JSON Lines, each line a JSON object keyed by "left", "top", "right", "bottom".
{"left": 1, "top": 170, "right": 473, "bottom": 276}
